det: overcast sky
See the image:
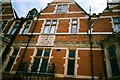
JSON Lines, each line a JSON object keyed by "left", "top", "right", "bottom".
{"left": 11, "top": 0, "right": 109, "bottom": 18}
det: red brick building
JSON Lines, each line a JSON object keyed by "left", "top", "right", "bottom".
{"left": 1, "top": 0, "right": 120, "bottom": 80}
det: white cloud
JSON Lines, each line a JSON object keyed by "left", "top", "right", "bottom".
{"left": 75, "top": 0, "right": 107, "bottom": 14}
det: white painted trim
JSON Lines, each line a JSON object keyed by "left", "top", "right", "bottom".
{"left": 2, "top": 19, "right": 14, "bottom": 33}
{"left": 52, "top": 47, "right": 68, "bottom": 49}
{"left": 27, "top": 32, "right": 112, "bottom": 35}
{"left": 2, "top": 14, "right": 14, "bottom": 16}
{"left": 11, "top": 48, "right": 21, "bottom": 71}
{"left": 38, "top": 17, "right": 88, "bottom": 20}
{"left": 64, "top": 48, "right": 68, "bottom": 76}
{"left": 77, "top": 48, "right": 101, "bottom": 50}
{"left": 55, "top": 74, "right": 99, "bottom": 79}
{"left": 2, "top": 47, "right": 13, "bottom": 71}
{"left": 40, "top": 12, "right": 85, "bottom": 15}
{"left": 55, "top": 73, "right": 65, "bottom": 77}
{"left": 77, "top": 75, "right": 99, "bottom": 79}
{"left": 7, "top": 20, "right": 18, "bottom": 34}
{"left": 19, "top": 20, "right": 32, "bottom": 34}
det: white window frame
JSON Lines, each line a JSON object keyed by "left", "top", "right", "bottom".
{"left": 69, "top": 19, "right": 79, "bottom": 34}
{"left": 3, "top": 48, "right": 20, "bottom": 73}
{"left": 42, "top": 20, "right": 57, "bottom": 34}
{"left": 56, "top": 4, "right": 68, "bottom": 13}
{"left": 29, "top": 48, "right": 52, "bottom": 72}
{"left": 7, "top": 21, "right": 20, "bottom": 35}
{"left": 113, "top": 17, "right": 120, "bottom": 33}
{"left": 19, "top": 21, "right": 32, "bottom": 34}
{"left": 64, "top": 49, "right": 77, "bottom": 78}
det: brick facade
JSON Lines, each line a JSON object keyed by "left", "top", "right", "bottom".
{"left": 1, "top": 0, "right": 120, "bottom": 80}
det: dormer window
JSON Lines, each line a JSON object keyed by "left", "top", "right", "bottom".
{"left": 56, "top": 4, "right": 68, "bottom": 13}
{"left": 27, "top": 8, "right": 38, "bottom": 18}
{"left": 113, "top": 17, "right": 120, "bottom": 33}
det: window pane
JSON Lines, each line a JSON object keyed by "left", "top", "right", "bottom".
{"left": 31, "top": 58, "right": 41, "bottom": 72}
{"left": 108, "top": 46, "right": 119, "bottom": 76}
{"left": 10, "top": 22, "right": 19, "bottom": 34}
{"left": 108, "top": 46, "right": 116, "bottom": 57}
{"left": 72, "top": 19, "right": 77, "bottom": 24}
{"left": 110, "top": 58, "right": 119, "bottom": 76}
{"left": 113, "top": 17, "right": 119, "bottom": 23}
{"left": 5, "top": 57, "right": 16, "bottom": 71}
{"left": 52, "top": 20, "right": 57, "bottom": 24}
{"left": 50, "top": 25, "right": 56, "bottom": 33}
{"left": 56, "top": 5, "right": 62, "bottom": 13}
{"left": 62, "top": 5, "right": 67, "bottom": 13}
{"left": 36, "top": 49, "right": 43, "bottom": 56}
{"left": 2, "top": 21, "right": 7, "bottom": 30}
{"left": 12, "top": 49, "right": 19, "bottom": 55}
{"left": 71, "top": 24, "right": 77, "bottom": 33}
{"left": 44, "top": 49, "right": 50, "bottom": 56}
{"left": 22, "top": 22, "right": 31, "bottom": 34}
{"left": 43, "top": 26, "right": 50, "bottom": 33}
{"left": 46, "top": 20, "right": 51, "bottom": 24}
{"left": 69, "top": 50, "right": 75, "bottom": 57}
{"left": 56, "top": 9, "right": 61, "bottom": 13}
{"left": 114, "top": 24, "right": 120, "bottom": 32}
{"left": 40, "top": 58, "right": 49, "bottom": 73}
{"left": 67, "top": 60, "right": 75, "bottom": 75}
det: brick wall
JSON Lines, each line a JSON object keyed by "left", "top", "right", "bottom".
{"left": 50, "top": 49, "right": 66, "bottom": 74}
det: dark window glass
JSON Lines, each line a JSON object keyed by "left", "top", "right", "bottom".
{"left": 36, "top": 49, "right": 43, "bottom": 56}
{"left": 2, "top": 21, "right": 7, "bottom": 30}
{"left": 12, "top": 49, "right": 19, "bottom": 55}
{"left": 5, "top": 57, "right": 15, "bottom": 71}
{"left": 108, "top": 46, "right": 119, "bottom": 76}
{"left": 69, "top": 50, "right": 75, "bottom": 57}
{"left": 67, "top": 60, "right": 75, "bottom": 75}
{"left": 113, "top": 17, "right": 119, "bottom": 23}
{"left": 40, "top": 58, "right": 48, "bottom": 73}
{"left": 5, "top": 49, "right": 19, "bottom": 71}
{"left": 31, "top": 58, "right": 41, "bottom": 72}
{"left": 44, "top": 49, "right": 50, "bottom": 56}
{"left": 110, "top": 58, "right": 119, "bottom": 76}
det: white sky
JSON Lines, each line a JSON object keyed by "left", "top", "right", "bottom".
{"left": 11, "top": 0, "right": 108, "bottom": 18}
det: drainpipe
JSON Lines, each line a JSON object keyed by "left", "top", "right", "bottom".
{"left": 88, "top": 14, "right": 94, "bottom": 80}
